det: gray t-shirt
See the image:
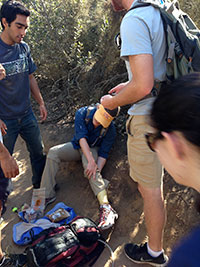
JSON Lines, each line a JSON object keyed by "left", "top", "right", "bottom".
{"left": 0, "top": 38, "right": 36, "bottom": 119}
{"left": 120, "top": 0, "right": 166, "bottom": 115}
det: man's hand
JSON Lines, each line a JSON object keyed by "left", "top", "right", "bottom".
{"left": 0, "top": 64, "right": 6, "bottom": 80}
{"left": 39, "top": 104, "right": 47, "bottom": 122}
{"left": 101, "top": 82, "right": 128, "bottom": 109}
{"left": 0, "top": 142, "right": 19, "bottom": 178}
{"left": 85, "top": 158, "right": 98, "bottom": 180}
{"left": 100, "top": 94, "right": 115, "bottom": 110}
{"left": 29, "top": 74, "right": 47, "bottom": 122}
{"left": 1, "top": 155, "right": 19, "bottom": 178}
{"left": 0, "top": 120, "right": 7, "bottom": 136}
{"left": 108, "top": 82, "right": 128, "bottom": 95}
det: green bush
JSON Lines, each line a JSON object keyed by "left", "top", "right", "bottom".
{"left": 24, "top": 0, "right": 119, "bottom": 81}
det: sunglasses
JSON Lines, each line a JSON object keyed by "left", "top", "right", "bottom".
{"left": 145, "top": 131, "right": 163, "bottom": 152}
{"left": 114, "top": 33, "right": 121, "bottom": 50}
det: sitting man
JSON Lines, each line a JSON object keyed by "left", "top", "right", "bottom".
{"left": 41, "top": 104, "right": 120, "bottom": 230}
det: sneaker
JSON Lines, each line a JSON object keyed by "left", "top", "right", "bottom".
{"left": 124, "top": 242, "right": 168, "bottom": 267}
{"left": 0, "top": 256, "right": 12, "bottom": 266}
{"left": 45, "top": 196, "right": 56, "bottom": 209}
{"left": 98, "top": 204, "right": 118, "bottom": 230}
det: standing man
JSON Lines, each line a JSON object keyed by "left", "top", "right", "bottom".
{"left": 0, "top": 62, "right": 19, "bottom": 266}
{"left": 0, "top": 131, "right": 19, "bottom": 266}
{"left": 101, "top": 0, "right": 168, "bottom": 266}
{"left": 0, "top": 0, "right": 47, "bottom": 190}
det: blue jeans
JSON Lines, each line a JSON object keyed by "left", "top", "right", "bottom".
{"left": 2, "top": 110, "right": 46, "bottom": 189}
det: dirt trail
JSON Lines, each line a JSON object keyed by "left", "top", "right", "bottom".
{"left": 1, "top": 121, "right": 200, "bottom": 266}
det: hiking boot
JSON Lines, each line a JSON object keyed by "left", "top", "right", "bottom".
{"left": 124, "top": 242, "right": 168, "bottom": 267}
{"left": 45, "top": 196, "right": 56, "bottom": 209}
{"left": 98, "top": 204, "right": 118, "bottom": 230}
{"left": 0, "top": 256, "right": 12, "bottom": 266}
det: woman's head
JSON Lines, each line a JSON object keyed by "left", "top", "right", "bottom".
{"left": 149, "top": 73, "right": 200, "bottom": 191}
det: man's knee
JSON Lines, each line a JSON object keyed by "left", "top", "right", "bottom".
{"left": 47, "top": 146, "right": 60, "bottom": 162}
{"left": 138, "top": 183, "right": 163, "bottom": 201}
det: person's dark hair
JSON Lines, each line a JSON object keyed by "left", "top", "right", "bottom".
{"left": 150, "top": 72, "right": 200, "bottom": 147}
{"left": 0, "top": 0, "right": 30, "bottom": 30}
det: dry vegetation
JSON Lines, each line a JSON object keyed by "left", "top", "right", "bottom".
{"left": 0, "top": 1, "right": 200, "bottom": 263}
{"left": 1, "top": 0, "right": 199, "bottom": 122}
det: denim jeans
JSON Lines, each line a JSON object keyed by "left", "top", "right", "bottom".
{"left": 2, "top": 110, "right": 46, "bottom": 188}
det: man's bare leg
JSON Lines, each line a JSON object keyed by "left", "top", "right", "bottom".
{"left": 138, "top": 184, "right": 166, "bottom": 251}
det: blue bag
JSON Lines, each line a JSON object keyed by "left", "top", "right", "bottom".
{"left": 13, "top": 202, "right": 76, "bottom": 245}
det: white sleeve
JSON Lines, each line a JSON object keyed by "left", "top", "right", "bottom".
{"left": 120, "top": 15, "right": 153, "bottom": 57}
{"left": 0, "top": 130, "right": 3, "bottom": 143}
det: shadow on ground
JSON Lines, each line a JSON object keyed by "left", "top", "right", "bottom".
{"left": 1, "top": 120, "right": 200, "bottom": 267}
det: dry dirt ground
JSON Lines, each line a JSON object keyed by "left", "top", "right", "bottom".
{"left": 1, "top": 115, "right": 200, "bottom": 267}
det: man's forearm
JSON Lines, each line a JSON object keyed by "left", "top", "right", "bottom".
{"left": 97, "top": 157, "right": 106, "bottom": 172}
{"left": 0, "top": 142, "right": 10, "bottom": 160}
{"left": 101, "top": 54, "right": 154, "bottom": 109}
{"left": 114, "top": 81, "right": 149, "bottom": 107}
{"left": 79, "top": 138, "right": 97, "bottom": 179}
{"left": 29, "top": 74, "right": 45, "bottom": 106}
{"left": 100, "top": 81, "right": 146, "bottom": 109}
{"left": 0, "top": 143, "right": 19, "bottom": 178}
{"left": 79, "top": 138, "right": 94, "bottom": 163}
{"left": 29, "top": 74, "right": 47, "bottom": 121}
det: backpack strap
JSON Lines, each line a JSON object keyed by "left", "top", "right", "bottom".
{"left": 85, "top": 106, "right": 109, "bottom": 147}
{"left": 85, "top": 105, "right": 96, "bottom": 125}
{"left": 99, "top": 128, "right": 108, "bottom": 139}
{"left": 90, "top": 127, "right": 108, "bottom": 148}
{"left": 128, "top": 3, "right": 151, "bottom": 12}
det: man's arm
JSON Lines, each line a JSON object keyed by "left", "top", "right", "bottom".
{"left": 0, "top": 64, "right": 19, "bottom": 178}
{"left": 0, "top": 120, "right": 7, "bottom": 136}
{"left": 79, "top": 137, "right": 97, "bottom": 180}
{"left": 0, "top": 143, "right": 19, "bottom": 178}
{"left": 101, "top": 54, "right": 154, "bottom": 109}
{"left": 108, "top": 81, "right": 129, "bottom": 95}
{"left": 29, "top": 74, "right": 47, "bottom": 121}
{"left": 0, "top": 65, "right": 7, "bottom": 136}
{"left": 0, "top": 64, "right": 6, "bottom": 80}
{"left": 97, "top": 157, "right": 106, "bottom": 172}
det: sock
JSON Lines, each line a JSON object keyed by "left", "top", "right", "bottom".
{"left": 100, "top": 204, "right": 111, "bottom": 209}
{"left": 97, "top": 189, "right": 109, "bottom": 205}
{"left": 147, "top": 243, "right": 163, "bottom": 258}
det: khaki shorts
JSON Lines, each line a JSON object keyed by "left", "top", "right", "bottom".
{"left": 126, "top": 115, "right": 163, "bottom": 188}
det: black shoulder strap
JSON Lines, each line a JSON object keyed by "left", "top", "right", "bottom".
{"left": 128, "top": 3, "right": 151, "bottom": 13}
{"left": 85, "top": 105, "right": 108, "bottom": 147}
{"left": 85, "top": 106, "right": 95, "bottom": 124}
{"left": 99, "top": 128, "right": 108, "bottom": 138}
